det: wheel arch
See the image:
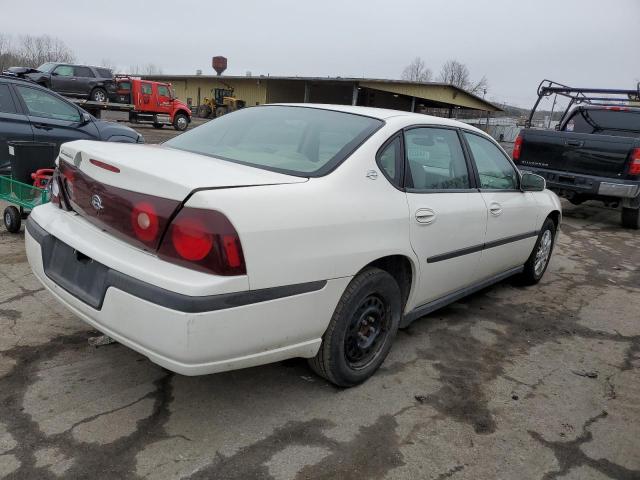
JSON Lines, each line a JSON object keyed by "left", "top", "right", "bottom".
{"left": 361, "top": 254, "right": 416, "bottom": 312}
{"left": 547, "top": 209, "right": 561, "bottom": 230}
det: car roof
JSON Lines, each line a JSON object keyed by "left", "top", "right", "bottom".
{"left": 270, "top": 103, "right": 483, "bottom": 130}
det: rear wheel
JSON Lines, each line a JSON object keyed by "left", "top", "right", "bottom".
{"left": 308, "top": 267, "right": 401, "bottom": 387}
{"left": 3, "top": 206, "right": 21, "bottom": 233}
{"left": 621, "top": 207, "right": 640, "bottom": 229}
{"left": 90, "top": 88, "right": 107, "bottom": 102}
{"left": 518, "top": 217, "right": 556, "bottom": 285}
{"left": 197, "top": 105, "right": 212, "bottom": 118}
{"left": 173, "top": 113, "right": 188, "bottom": 131}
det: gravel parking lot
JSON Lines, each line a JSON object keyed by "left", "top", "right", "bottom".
{"left": 0, "top": 122, "right": 638, "bottom": 479}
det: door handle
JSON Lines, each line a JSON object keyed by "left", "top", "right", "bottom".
{"left": 33, "top": 123, "right": 53, "bottom": 131}
{"left": 415, "top": 208, "right": 436, "bottom": 224}
{"left": 489, "top": 202, "right": 503, "bottom": 216}
{"left": 566, "top": 140, "right": 584, "bottom": 147}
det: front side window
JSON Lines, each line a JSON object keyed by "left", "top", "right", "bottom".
{"left": 16, "top": 86, "right": 80, "bottom": 122}
{"left": 464, "top": 131, "right": 518, "bottom": 190}
{"left": 157, "top": 85, "right": 170, "bottom": 97}
{"left": 404, "top": 127, "right": 470, "bottom": 190}
{"left": 141, "top": 83, "right": 153, "bottom": 95}
{"left": 0, "top": 85, "right": 17, "bottom": 114}
{"left": 377, "top": 136, "right": 402, "bottom": 187}
{"left": 73, "top": 66, "right": 94, "bottom": 78}
{"left": 53, "top": 65, "right": 74, "bottom": 77}
{"left": 165, "top": 106, "right": 383, "bottom": 176}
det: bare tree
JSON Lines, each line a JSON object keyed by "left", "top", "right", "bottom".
{"left": 128, "top": 63, "right": 163, "bottom": 75}
{"left": 18, "top": 34, "right": 74, "bottom": 68}
{"left": 401, "top": 57, "right": 432, "bottom": 82}
{"left": 438, "top": 59, "right": 488, "bottom": 96}
{"left": 0, "top": 34, "right": 15, "bottom": 71}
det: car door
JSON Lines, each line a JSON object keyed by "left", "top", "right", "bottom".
{"left": 404, "top": 126, "right": 488, "bottom": 305}
{"left": 13, "top": 85, "right": 100, "bottom": 153}
{"left": 72, "top": 66, "right": 95, "bottom": 97}
{"left": 50, "top": 65, "right": 75, "bottom": 94}
{"left": 0, "top": 83, "right": 34, "bottom": 174}
{"left": 462, "top": 130, "right": 540, "bottom": 279}
{"left": 156, "top": 84, "right": 173, "bottom": 113}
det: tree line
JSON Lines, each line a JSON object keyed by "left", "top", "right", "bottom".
{"left": 0, "top": 33, "right": 163, "bottom": 75}
{"left": 0, "top": 34, "right": 74, "bottom": 72}
{"left": 401, "top": 57, "right": 488, "bottom": 96}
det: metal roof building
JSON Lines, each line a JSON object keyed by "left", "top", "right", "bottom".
{"left": 142, "top": 74, "right": 501, "bottom": 116}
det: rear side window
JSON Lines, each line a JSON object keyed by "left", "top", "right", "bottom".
{"left": 141, "top": 83, "right": 153, "bottom": 95}
{"left": 0, "top": 85, "right": 17, "bottom": 114}
{"left": 377, "top": 136, "right": 402, "bottom": 187}
{"left": 96, "top": 68, "right": 112, "bottom": 78}
{"left": 74, "top": 66, "right": 94, "bottom": 78}
{"left": 165, "top": 106, "right": 383, "bottom": 176}
{"left": 405, "top": 128, "right": 470, "bottom": 190}
{"left": 15, "top": 85, "right": 80, "bottom": 122}
{"left": 464, "top": 132, "right": 518, "bottom": 190}
{"left": 565, "top": 109, "right": 640, "bottom": 137}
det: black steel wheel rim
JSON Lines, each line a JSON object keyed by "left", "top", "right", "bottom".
{"left": 344, "top": 294, "right": 390, "bottom": 369}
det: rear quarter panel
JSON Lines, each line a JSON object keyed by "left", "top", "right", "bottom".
{"left": 185, "top": 124, "right": 418, "bottom": 291}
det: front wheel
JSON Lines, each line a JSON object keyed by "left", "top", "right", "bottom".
{"left": 173, "top": 113, "right": 188, "bottom": 131}
{"left": 518, "top": 217, "right": 556, "bottom": 285}
{"left": 4, "top": 206, "right": 21, "bottom": 233}
{"left": 621, "top": 207, "right": 639, "bottom": 229}
{"left": 308, "top": 267, "right": 401, "bottom": 387}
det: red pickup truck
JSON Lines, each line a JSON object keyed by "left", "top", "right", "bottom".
{"left": 115, "top": 77, "right": 191, "bottom": 131}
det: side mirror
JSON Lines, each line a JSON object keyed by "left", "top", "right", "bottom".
{"left": 51, "top": 71, "right": 58, "bottom": 76}
{"left": 79, "top": 112, "right": 92, "bottom": 125}
{"left": 520, "top": 172, "right": 546, "bottom": 192}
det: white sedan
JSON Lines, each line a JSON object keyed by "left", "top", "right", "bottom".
{"left": 26, "top": 104, "right": 561, "bottom": 386}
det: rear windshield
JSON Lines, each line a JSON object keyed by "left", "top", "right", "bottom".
{"left": 564, "top": 108, "right": 640, "bottom": 137}
{"left": 164, "top": 106, "right": 384, "bottom": 176}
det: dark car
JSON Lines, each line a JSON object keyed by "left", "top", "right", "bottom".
{"left": 0, "top": 74, "right": 143, "bottom": 175}
{"left": 20, "top": 63, "right": 116, "bottom": 102}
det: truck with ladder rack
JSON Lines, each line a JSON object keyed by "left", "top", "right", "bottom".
{"left": 513, "top": 80, "right": 640, "bottom": 229}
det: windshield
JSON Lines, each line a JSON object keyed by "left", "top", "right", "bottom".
{"left": 164, "top": 106, "right": 384, "bottom": 176}
{"left": 37, "top": 63, "right": 56, "bottom": 73}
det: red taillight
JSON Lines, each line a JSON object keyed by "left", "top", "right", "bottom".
{"left": 513, "top": 134, "right": 523, "bottom": 162}
{"left": 629, "top": 148, "right": 640, "bottom": 176}
{"left": 131, "top": 202, "right": 159, "bottom": 242}
{"left": 171, "top": 217, "right": 213, "bottom": 261}
{"left": 158, "top": 207, "right": 246, "bottom": 276}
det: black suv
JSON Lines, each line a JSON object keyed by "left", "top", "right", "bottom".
{"left": 0, "top": 74, "right": 143, "bottom": 175}
{"left": 21, "top": 63, "right": 116, "bottom": 102}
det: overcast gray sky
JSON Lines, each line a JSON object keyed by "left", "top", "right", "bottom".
{"left": 3, "top": 0, "right": 639, "bottom": 108}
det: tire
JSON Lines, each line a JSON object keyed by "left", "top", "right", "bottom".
{"left": 90, "top": 88, "right": 107, "bottom": 103}
{"left": 308, "top": 267, "right": 401, "bottom": 387}
{"left": 3, "top": 206, "right": 21, "bottom": 233}
{"left": 215, "top": 106, "right": 228, "bottom": 118}
{"left": 197, "top": 105, "right": 212, "bottom": 118}
{"left": 518, "top": 217, "right": 556, "bottom": 285}
{"left": 621, "top": 207, "right": 640, "bottom": 230}
{"left": 152, "top": 123, "right": 164, "bottom": 129}
{"left": 173, "top": 113, "right": 188, "bottom": 131}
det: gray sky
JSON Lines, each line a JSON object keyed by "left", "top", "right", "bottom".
{"left": 3, "top": 0, "right": 639, "bottom": 108}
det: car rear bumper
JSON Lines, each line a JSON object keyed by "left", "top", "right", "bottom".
{"left": 25, "top": 213, "right": 350, "bottom": 375}
{"left": 522, "top": 167, "right": 640, "bottom": 199}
